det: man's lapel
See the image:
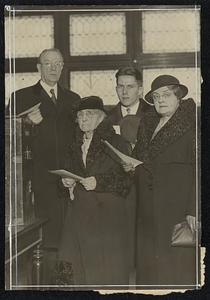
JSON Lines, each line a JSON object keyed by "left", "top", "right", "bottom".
{"left": 111, "top": 103, "right": 123, "bottom": 124}
{"left": 136, "top": 100, "right": 142, "bottom": 117}
{"left": 34, "top": 81, "right": 52, "bottom": 103}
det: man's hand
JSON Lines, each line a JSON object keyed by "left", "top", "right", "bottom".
{"left": 62, "top": 177, "right": 76, "bottom": 188}
{"left": 80, "top": 177, "right": 96, "bottom": 191}
{"left": 27, "top": 108, "right": 43, "bottom": 125}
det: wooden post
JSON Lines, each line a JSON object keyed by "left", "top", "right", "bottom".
{"left": 32, "top": 244, "right": 43, "bottom": 287}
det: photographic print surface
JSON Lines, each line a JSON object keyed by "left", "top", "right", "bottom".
{"left": 5, "top": 5, "right": 201, "bottom": 292}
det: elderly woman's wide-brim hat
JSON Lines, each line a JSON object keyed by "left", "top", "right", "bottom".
{"left": 75, "top": 96, "right": 107, "bottom": 113}
{"left": 145, "top": 75, "right": 188, "bottom": 103}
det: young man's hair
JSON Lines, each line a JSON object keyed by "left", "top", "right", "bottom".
{"left": 115, "top": 67, "right": 142, "bottom": 85}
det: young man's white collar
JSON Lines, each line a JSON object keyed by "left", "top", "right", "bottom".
{"left": 40, "top": 80, "right": 58, "bottom": 98}
{"left": 121, "top": 100, "right": 140, "bottom": 117}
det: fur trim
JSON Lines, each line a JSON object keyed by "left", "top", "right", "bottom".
{"left": 67, "top": 118, "right": 117, "bottom": 175}
{"left": 134, "top": 99, "right": 196, "bottom": 162}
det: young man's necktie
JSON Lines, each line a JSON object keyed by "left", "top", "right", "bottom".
{"left": 126, "top": 107, "right": 131, "bottom": 115}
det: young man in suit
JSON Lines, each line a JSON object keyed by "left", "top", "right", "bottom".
{"left": 107, "top": 67, "right": 153, "bottom": 285}
{"left": 108, "top": 67, "right": 152, "bottom": 140}
{"left": 8, "top": 48, "right": 80, "bottom": 283}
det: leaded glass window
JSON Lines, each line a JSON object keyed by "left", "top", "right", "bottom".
{"left": 70, "top": 70, "right": 118, "bottom": 105}
{"left": 69, "top": 13, "right": 126, "bottom": 56}
{"left": 142, "top": 10, "right": 200, "bottom": 53}
{"left": 5, "top": 15, "right": 54, "bottom": 58}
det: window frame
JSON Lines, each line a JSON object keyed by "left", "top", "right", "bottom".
{"left": 5, "top": 7, "right": 200, "bottom": 93}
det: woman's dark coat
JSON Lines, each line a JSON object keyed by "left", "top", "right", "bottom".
{"left": 57, "top": 119, "right": 131, "bottom": 286}
{"left": 133, "top": 99, "right": 197, "bottom": 286}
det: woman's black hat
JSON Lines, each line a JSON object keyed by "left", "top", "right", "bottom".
{"left": 145, "top": 75, "right": 188, "bottom": 103}
{"left": 75, "top": 96, "right": 107, "bottom": 113}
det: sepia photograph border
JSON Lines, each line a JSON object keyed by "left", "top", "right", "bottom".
{"left": 4, "top": 3, "right": 204, "bottom": 294}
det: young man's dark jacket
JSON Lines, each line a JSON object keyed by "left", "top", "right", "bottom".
{"left": 107, "top": 98, "right": 152, "bottom": 126}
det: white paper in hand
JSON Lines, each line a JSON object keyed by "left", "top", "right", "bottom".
{"left": 17, "top": 102, "right": 41, "bottom": 117}
{"left": 49, "top": 169, "right": 84, "bottom": 181}
{"left": 102, "top": 140, "right": 143, "bottom": 167}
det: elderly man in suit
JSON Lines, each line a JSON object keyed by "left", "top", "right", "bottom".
{"left": 8, "top": 48, "right": 80, "bottom": 283}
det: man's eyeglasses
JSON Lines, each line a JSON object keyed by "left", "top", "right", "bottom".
{"left": 41, "top": 62, "right": 64, "bottom": 68}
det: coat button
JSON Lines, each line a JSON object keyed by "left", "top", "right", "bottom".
{"left": 148, "top": 185, "right": 153, "bottom": 190}
{"left": 148, "top": 182, "right": 153, "bottom": 190}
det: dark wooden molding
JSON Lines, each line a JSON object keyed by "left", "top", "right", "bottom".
{"left": 5, "top": 52, "right": 200, "bottom": 74}
{"left": 140, "top": 52, "right": 200, "bottom": 68}
{"left": 54, "top": 12, "right": 70, "bottom": 88}
{"left": 5, "top": 10, "right": 200, "bottom": 89}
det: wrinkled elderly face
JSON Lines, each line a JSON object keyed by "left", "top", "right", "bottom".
{"left": 152, "top": 86, "right": 180, "bottom": 117}
{"left": 116, "top": 75, "right": 142, "bottom": 107}
{"left": 77, "top": 109, "right": 103, "bottom": 132}
{"left": 37, "top": 50, "right": 64, "bottom": 86}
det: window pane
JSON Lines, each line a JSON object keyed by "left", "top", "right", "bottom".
{"left": 143, "top": 68, "right": 201, "bottom": 104}
{"left": 142, "top": 10, "right": 200, "bottom": 53}
{"left": 69, "top": 13, "right": 126, "bottom": 56}
{"left": 70, "top": 70, "right": 118, "bottom": 105}
{"left": 5, "top": 73, "right": 40, "bottom": 106}
{"left": 5, "top": 16, "right": 54, "bottom": 58}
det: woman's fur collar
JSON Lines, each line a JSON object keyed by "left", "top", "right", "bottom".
{"left": 135, "top": 98, "right": 196, "bottom": 162}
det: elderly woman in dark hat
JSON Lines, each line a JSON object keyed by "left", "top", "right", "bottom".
{"left": 55, "top": 96, "right": 131, "bottom": 286}
{"left": 123, "top": 75, "right": 197, "bottom": 286}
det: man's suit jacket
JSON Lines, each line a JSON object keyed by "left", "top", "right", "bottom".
{"left": 8, "top": 81, "right": 80, "bottom": 248}
{"left": 107, "top": 98, "right": 152, "bottom": 126}
{"left": 107, "top": 98, "right": 154, "bottom": 150}
{"left": 9, "top": 81, "right": 80, "bottom": 188}
{"left": 107, "top": 99, "right": 154, "bottom": 277}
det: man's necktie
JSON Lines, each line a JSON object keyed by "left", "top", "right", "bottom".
{"left": 50, "top": 89, "right": 56, "bottom": 105}
{"left": 126, "top": 107, "right": 131, "bottom": 115}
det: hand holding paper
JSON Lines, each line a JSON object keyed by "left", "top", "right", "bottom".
{"left": 50, "top": 170, "right": 83, "bottom": 201}
{"left": 121, "top": 162, "right": 136, "bottom": 173}
{"left": 62, "top": 178, "right": 76, "bottom": 200}
{"left": 17, "top": 102, "right": 41, "bottom": 117}
{"left": 62, "top": 177, "right": 76, "bottom": 188}
{"left": 80, "top": 176, "right": 96, "bottom": 191}
{"left": 102, "top": 140, "right": 143, "bottom": 168}
{"left": 27, "top": 108, "right": 43, "bottom": 125}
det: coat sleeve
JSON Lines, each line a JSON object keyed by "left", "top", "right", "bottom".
{"left": 8, "top": 90, "right": 32, "bottom": 115}
{"left": 185, "top": 129, "right": 197, "bottom": 217}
